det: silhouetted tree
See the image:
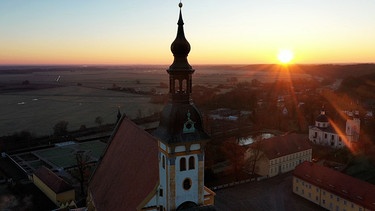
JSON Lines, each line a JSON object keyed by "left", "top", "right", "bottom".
{"left": 53, "top": 121, "right": 68, "bottom": 136}
{"left": 221, "top": 138, "right": 246, "bottom": 181}
{"left": 95, "top": 116, "right": 103, "bottom": 127}
{"left": 72, "top": 151, "right": 91, "bottom": 197}
{"left": 245, "top": 136, "right": 263, "bottom": 178}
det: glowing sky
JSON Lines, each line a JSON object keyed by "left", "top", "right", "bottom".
{"left": 1, "top": 0, "right": 374, "bottom": 65}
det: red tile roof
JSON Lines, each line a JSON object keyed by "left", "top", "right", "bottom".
{"left": 88, "top": 117, "right": 159, "bottom": 211}
{"left": 34, "top": 166, "right": 73, "bottom": 193}
{"left": 294, "top": 161, "right": 375, "bottom": 210}
{"left": 253, "top": 133, "right": 311, "bottom": 160}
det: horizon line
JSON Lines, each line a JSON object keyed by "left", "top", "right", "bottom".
{"left": 0, "top": 62, "right": 374, "bottom": 67}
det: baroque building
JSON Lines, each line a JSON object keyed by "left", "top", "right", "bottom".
{"left": 308, "top": 108, "right": 360, "bottom": 148}
{"left": 87, "top": 3, "right": 215, "bottom": 211}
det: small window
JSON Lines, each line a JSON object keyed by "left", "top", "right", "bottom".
{"left": 189, "top": 156, "right": 195, "bottom": 170}
{"left": 183, "top": 178, "right": 192, "bottom": 190}
{"left": 159, "top": 188, "right": 163, "bottom": 197}
{"left": 162, "top": 155, "right": 165, "bottom": 169}
{"left": 180, "top": 157, "right": 186, "bottom": 171}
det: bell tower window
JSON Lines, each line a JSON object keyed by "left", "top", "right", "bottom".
{"left": 180, "top": 157, "right": 186, "bottom": 171}
{"left": 175, "top": 79, "right": 179, "bottom": 93}
{"left": 189, "top": 156, "right": 195, "bottom": 170}
{"left": 182, "top": 79, "right": 187, "bottom": 93}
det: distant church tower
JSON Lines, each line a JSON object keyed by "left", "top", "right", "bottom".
{"left": 153, "top": 3, "right": 210, "bottom": 210}
{"left": 345, "top": 111, "right": 360, "bottom": 142}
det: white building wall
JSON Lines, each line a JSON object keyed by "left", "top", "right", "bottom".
{"left": 175, "top": 154, "right": 199, "bottom": 208}
{"left": 268, "top": 149, "right": 312, "bottom": 178}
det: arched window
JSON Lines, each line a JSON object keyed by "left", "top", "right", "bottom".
{"left": 189, "top": 156, "right": 195, "bottom": 170}
{"left": 162, "top": 155, "right": 165, "bottom": 169}
{"left": 175, "top": 79, "right": 180, "bottom": 93}
{"left": 180, "top": 157, "right": 186, "bottom": 171}
{"left": 182, "top": 79, "right": 187, "bottom": 93}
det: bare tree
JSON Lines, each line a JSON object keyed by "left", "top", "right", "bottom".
{"left": 95, "top": 116, "right": 103, "bottom": 127}
{"left": 245, "top": 136, "right": 263, "bottom": 179}
{"left": 72, "top": 151, "right": 91, "bottom": 197}
{"left": 53, "top": 121, "right": 68, "bottom": 136}
{"left": 221, "top": 138, "right": 246, "bottom": 181}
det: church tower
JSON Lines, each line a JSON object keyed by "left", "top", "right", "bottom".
{"left": 153, "top": 3, "right": 210, "bottom": 210}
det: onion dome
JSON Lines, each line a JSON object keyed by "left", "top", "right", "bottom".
{"left": 169, "top": 2, "right": 193, "bottom": 71}
{"left": 316, "top": 110, "right": 328, "bottom": 123}
{"left": 315, "top": 107, "right": 329, "bottom": 128}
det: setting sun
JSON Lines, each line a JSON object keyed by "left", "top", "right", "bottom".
{"left": 277, "top": 49, "right": 294, "bottom": 64}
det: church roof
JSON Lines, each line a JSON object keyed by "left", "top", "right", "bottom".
{"left": 316, "top": 108, "right": 329, "bottom": 123}
{"left": 309, "top": 125, "right": 336, "bottom": 133}
{"left": 34, "top": 166, "right": 73, "bottom": 194}
{"left": 252, "top": 133, "right": 311, "bottom": 160}
{"left": 153, "top": 103, "right": 210, "bottom": 145}
{"left": 88, "top": 117, "right": 159, "bottom": 210}
{"left": 316, "top": 114, "right": 329, "bottom": 122}
{"left": 294, "top": 161, "right": 375, "bottom": 210}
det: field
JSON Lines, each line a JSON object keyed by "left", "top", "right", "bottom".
{"left": 0, "top": 65, "right": 312, "bottom": 137}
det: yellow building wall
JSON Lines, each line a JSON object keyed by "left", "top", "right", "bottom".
{"left": 56, "top": 189, "right": 75, "bottom": 205}
{"left": 33, "top": 175, "right": 58, "bottom": 205}
{"left": 198, "top": 161, "right": 204, "bottom": 205}
{"left": 33, "top": 174, "right": 75, "bottom": 206}
{"left": 256, "top": 155, "right": 270, "bottom": 177}
{"left": 293, "top": 176, "right": 367, "bottom": 211}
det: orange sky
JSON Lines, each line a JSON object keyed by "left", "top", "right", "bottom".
{"left": 1, "top": 1, "right": 374, "bottom": 65}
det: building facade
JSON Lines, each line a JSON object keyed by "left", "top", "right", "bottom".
{"left": 244, "top": 133, "right": 312, "bottom": 178}
{"left": 293, "top": 161, "right": 375, "bottom": 211}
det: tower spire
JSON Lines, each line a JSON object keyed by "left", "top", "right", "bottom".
{"left": 153, "top": 2, "right": 209, "bottom": 145}
{"left": 169, "top": 2, "right": 193, "bottom": 71}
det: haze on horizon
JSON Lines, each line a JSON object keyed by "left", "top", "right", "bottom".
{"left": 1, "top": 0, "right": 374, "bottom": 65}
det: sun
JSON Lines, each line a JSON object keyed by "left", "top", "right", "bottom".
{"left": 277, "top": 49, "right": 294, "bottom": 64}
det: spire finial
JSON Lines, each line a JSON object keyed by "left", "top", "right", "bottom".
{"left": 168, "top": 0, "right": 192, "bottom": 70}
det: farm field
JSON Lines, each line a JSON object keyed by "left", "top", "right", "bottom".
{"left": 0, "top": 65, "right": 312, "bottom": 137}
{"left": 0, "top": 85, "right": 163, "bottom": 136}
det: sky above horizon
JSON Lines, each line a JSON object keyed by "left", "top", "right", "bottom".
{"left": 1, "top": 1, "right": 374, "bottom": 65}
